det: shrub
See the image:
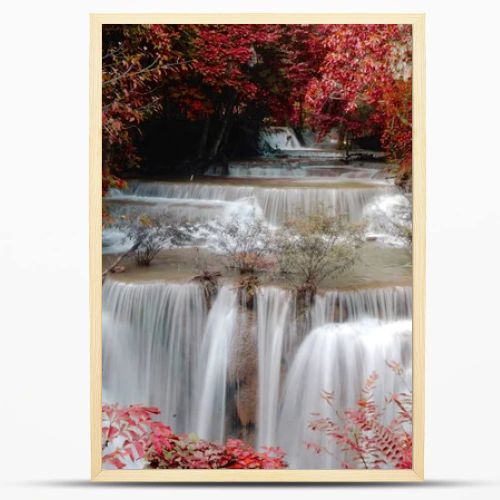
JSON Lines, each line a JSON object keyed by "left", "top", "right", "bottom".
{"left": 147, "top": 435, "right": 286, "bottom": 470}
{"left": 121, "top": 214, "right": 190, "bottom": 266}
{"left": 308, "top": 367, "right": 412, "bottom": 469}
{"left": 217, "top": 217, "right": 274, "bottom": 274}
{"left": 274, "top": 209, "right": 365, "bottom": 295}
{"left": 102, "top": 404, "right": 286, "bottom": 469}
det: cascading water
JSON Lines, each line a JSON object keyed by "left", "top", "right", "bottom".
{"left": 363, "top": 192, "right": 412, "bottom": 247}
{"left": 256, "top": 287, "right": 296, "bottom": 448}
{"left": 102, "top": 280, "right": 207, "bottom": 434}
{"left": 258, "top": 126, "right": 343, "bottom": 158}
{"left": 193, "top": 286, "right": 238, "bottom": 442}
{"left": 259, "top": 126, "right": 303, "bottom": 151}
{"left": 105, "top": 191, "right": 263, "bottom": 225}
{"left": 109, "top": 180, "right": 397, "bottom": 224}
{"left": 205, "top": 160, "right": 391, "bottom": 183}
{"left": 102, "top": 126, "right": 412, "bottom": 469}
{"left": 310, "top": 286, "right": 412, "bottom": 326}
{"left": 103, "top": 279, "right": 411, "bottom": 450}
{"left": 277, "top": 319, "right": 412, "bottom": 469}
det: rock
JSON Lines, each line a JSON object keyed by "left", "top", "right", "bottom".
{"left": 235, "top": 376, "right": 257, "bottom": 426}
{"left": 228, "top": 307, "right": 259, "bottom": 425}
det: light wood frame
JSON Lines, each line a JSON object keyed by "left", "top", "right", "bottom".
{"left": 90, "top": 13, "right": 425, "bottom": 482}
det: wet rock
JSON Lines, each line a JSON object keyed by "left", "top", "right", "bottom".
{"left": 228, "top": 307, "right": 258, "bottom": 426}
{"left": 235, "top": 376, "right": 257, "bottom": 426}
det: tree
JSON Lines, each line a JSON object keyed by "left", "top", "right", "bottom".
{"left": 274, "top": 209, "right": 365, "bottom": 296}
{"left": 102, "top": 24, "right": 414, "bottom": 190}
{"left": 305, "top": 25, "right": 413, "bottom": 187}
{"left": 102, "top": 25, "right": 181, "bottom": 191}
{"left": 102, "top": 24, "right": 328, "bottom": 183}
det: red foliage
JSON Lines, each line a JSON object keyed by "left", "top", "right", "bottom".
{"left": 147, "top": 436, "right": 286, "bottom": 470}
{"left": 305, "top": 24, "right": 412, "bottom": 185}
{"left": 101, "top": 404, "right": 168, "bottom": 468}
{"left": 102, "top": 403, "right": 286, "bottom": 470}
{"left": 308, "top": 370, "right": 413, "bottom": 469}
{"left": 102, "top": 25, "right": 190, "bottom": 191}
{"left": 102, "top": 24, "right": 413, "bottom": 192}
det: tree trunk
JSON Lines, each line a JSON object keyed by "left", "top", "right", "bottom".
{"left": 337, "top": 127, "right": 345, "bottom": 151}
{"left": 197, "top": 114, "right": 211, "bottom": 160}
{"left": 209, "top": 93, "right": 237, "bottom": 160}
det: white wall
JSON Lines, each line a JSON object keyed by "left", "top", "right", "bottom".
{"left": 1, "top": 1, "right": 499, "bottom": 499}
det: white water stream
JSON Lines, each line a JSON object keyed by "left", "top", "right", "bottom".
{"left": 277, "top": 319, "right": 411, "bottom": 469}
{"left": 103, "top": 281, "right": 412, "bottom": 466}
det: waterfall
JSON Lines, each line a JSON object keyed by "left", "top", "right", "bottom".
{"left": 103, "top": 280, "right": 411, "bottom": 460}
{"left": 363, "top": 191, "right": 412, "bottom": 247}
{"left": 105, "top": 192, "right": 263, "bottom": 226}
{"left": 310, "top": 286, "right": 412, "bottom": 326}
{"left": 102, "top": 111, "right": 413, "bottom": 470}
{"left": 109, "top": 180, "right": 397, "bottom": 224}
{"left": 206, "top": 162, "right": 389, "bottom": 182}
{"left": 256, "top": 288, "right": 296, "bottom": 448}
{"left": 277, "top": 319, "right": 412, "bottom": 469}
{"left": 259, "top": 126, "right": 303, "bottom": 151}
{"left": 102, "top": 280, "right": 207, "bottom": 434}
{"left": 257, "top": 126, "right": 343, "bottom": 158}
{"left": 193, "top": 287, "right": 238, "bottom": 442}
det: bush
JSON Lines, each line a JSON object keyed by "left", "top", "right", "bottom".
{"left": 274, "top": 210, "right": 365, "bottom": 295}
{"left": 120, "top": 214, "right": 190, "bottom": 266}
{"left": 308, "top": 367, "right": 412, "bottom": 469}
{"left": 102, "top": 404, "right": 286, "bottom": 469}
{"left": 217, "top": 216, "right": 274, "bottom": 274}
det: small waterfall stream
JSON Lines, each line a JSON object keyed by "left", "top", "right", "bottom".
{"left": 259, "top": 126, "right": 303, "bottom": 150}
{"left": 256, "top": 287, "right": 296, "bottom": 448}
{"left": 102, "top": 280, "right": 207, "bottom": 433}
{"left": 310, "top": 286, "right": 412, "bottom": 326}
{"left": 194, "top": 287, "right": 238, "bottom": 442}
{"left": 277, "top": 319, "right": 412, "bottom": 469}
{"left": 108, "top": 180, "right": 399, "bottom": 224}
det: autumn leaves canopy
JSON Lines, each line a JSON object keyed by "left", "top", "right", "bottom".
{"left": 103, "top": 24, "right": 412, "bottom": 188}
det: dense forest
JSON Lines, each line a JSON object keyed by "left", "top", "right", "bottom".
{"left": 102, "top": 24, "right": 412, "bottom": 191}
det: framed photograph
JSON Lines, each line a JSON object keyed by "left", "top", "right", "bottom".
{"left": 90, "top": 13, "right": 425, "bottom": 482}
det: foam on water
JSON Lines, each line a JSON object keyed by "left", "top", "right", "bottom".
{"left": 259, "top": 126, "right": 304, "bottom": 151}
{"left": 206, "top": 162, "right": 391, "bottom": 184}
{"left": 104, "top": 179, "right": 410, "bottom": 254}
{"left": 364, "top": 192, "right": 412, "bottom": 247}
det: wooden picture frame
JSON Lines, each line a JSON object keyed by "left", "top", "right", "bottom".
{"left": 90, "top": 13, "right": 425, "bottom": 482}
